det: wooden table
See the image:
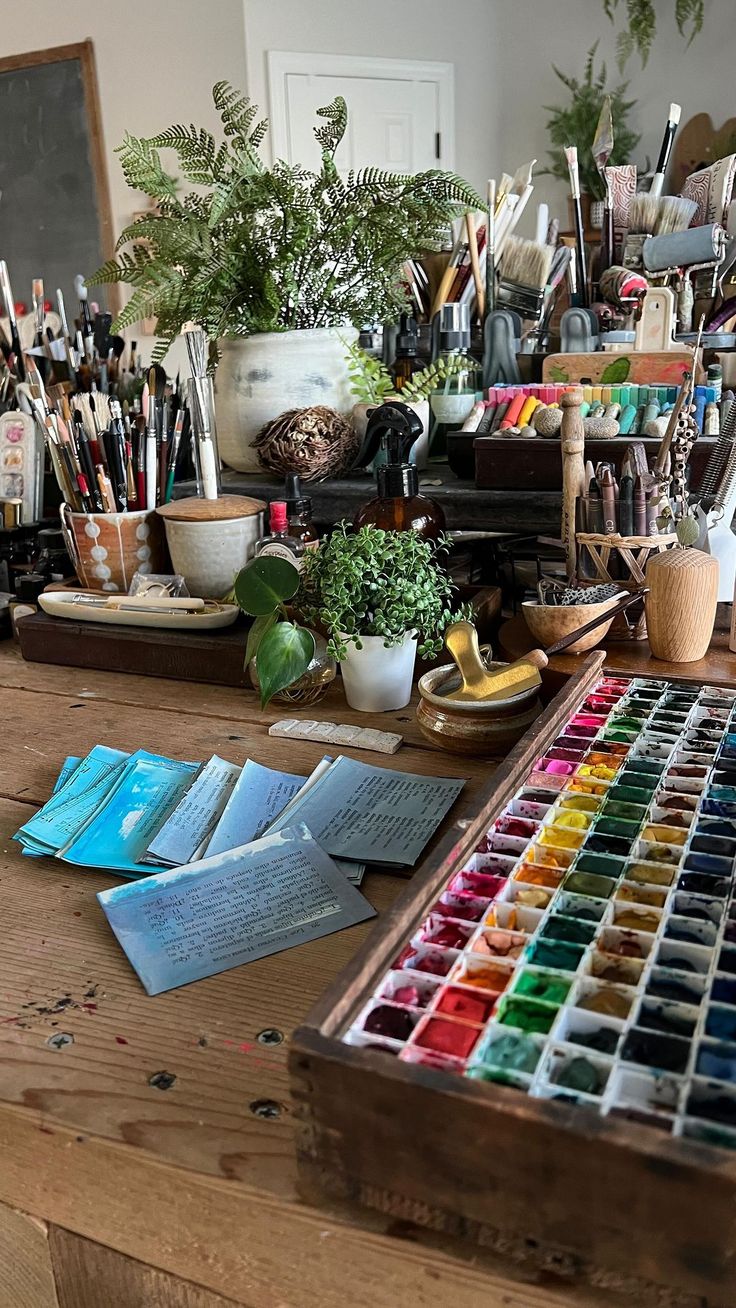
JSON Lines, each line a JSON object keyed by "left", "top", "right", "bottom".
{"left": 0, "top": 643, "right": 724, "bottom": 1308}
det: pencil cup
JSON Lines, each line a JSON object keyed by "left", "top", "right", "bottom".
{"left": 60, "top": 505, "right": 169, "bottom": 593}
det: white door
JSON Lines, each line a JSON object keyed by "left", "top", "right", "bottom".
{"left": 268, "top": 53, "right": 454, "bottom": 174}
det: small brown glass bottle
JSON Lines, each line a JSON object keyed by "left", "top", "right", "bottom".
{"left": 353, "top": 402, "right": 445, "bottom": 542}
{"left": 284, "top": 473, "right": 319, "bottom": 550}
{"left": 389, "top": 314, "right": 422, "bottom": 392}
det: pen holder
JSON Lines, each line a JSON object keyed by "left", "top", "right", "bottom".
{"left": 60, "top": 505, "right": 169, "bottom": 593}
{"left": 574, "top": 531, "right": 676, "bottom": 640}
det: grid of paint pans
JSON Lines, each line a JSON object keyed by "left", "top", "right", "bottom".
{"left": 345, "top": 676, "right": 736, "bottom": 1152}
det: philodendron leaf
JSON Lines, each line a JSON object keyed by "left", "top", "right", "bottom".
{"left": 255, "top": 622, "right": 315, "bottom": 708}
{"left": 234, "top": 556, "right": 301, "bottom": 616}
{"left": 244, "top": 611, "right": 277, "bottom": 666}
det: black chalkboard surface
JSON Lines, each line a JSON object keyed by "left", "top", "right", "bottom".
{"left": 0, "top": 42, "right": 115, "bottom": 317}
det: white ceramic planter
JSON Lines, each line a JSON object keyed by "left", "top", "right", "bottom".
{"left": 215, "top": 327, "right": 358, "bottom": 473}
{"left": 339, "top": 630, "right": 417, "bottom": 713}
{"left": 163, "top": 512, "right": 264, "bottom": 599}
{"left": 352, "top": 398, "right": 430, "bottom": 470}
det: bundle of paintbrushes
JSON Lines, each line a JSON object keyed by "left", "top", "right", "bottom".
{"left": 24, "top": 353, "right": 187, "bottom": 515}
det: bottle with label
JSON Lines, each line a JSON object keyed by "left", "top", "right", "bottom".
{"left": 255, "top": 501, "right": 305, "bottom": 568}
{"left": 389, "top": 314, "right": 422, "bottom": 392}
{"left": 353, "top": 402, "right": 446, "bottom": 542}
{"left": 284, "top": 474, "right": 319, "bottom": 550}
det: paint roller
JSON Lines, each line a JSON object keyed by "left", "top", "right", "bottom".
{"left": 642, "top": 223, "right": 727, "bottom": 274}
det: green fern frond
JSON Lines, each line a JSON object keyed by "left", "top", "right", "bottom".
{"left": 314, "top": 97, "right": 348, "bottom": 155}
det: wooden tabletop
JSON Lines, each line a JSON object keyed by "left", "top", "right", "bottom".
{"left": 0, "top": 644, "right": 707, "bottom": 1308}
{"left": 498, "top": 614, "right": 736, "bottom": 686}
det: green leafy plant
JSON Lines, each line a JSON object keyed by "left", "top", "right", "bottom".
{"left": 296, "top": 524, "right": 469, "bottom": 661}
{"left": 345, "top": 342, "right": 475, "bottom": 405}
{"left": 90, "top": 84, "right": 481, "bottom": 361}
{"left": 603, "top": 0, "right": 704, "bottom": 67}
{"left": 234, "top": 556, "right": 315, "bottom": 707}
{"left": 542, "top": 45, "right": 640, "bottom": 200}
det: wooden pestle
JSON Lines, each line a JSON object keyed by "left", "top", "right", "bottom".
{"left": 560, "top": 387, "right": 586, "bottom": 581}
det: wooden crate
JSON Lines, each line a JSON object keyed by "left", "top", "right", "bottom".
{"left": 473, "top": 435, "right": 717, "bottom": 491}
{"left": 290, "top": 652, "right": 736, "bottom": 1308}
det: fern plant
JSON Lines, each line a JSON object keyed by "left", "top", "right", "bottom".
{"left": 542, "top": 45, "right": 640, "bottom": 200}
{"left": 345, "top": 342, "right": 475, "bottom": 405}
{"left": 603, "top": 0, "right": 704, "bottom": 67}
{"left": 90, "top": 83, "right": 481, "bottom": 361}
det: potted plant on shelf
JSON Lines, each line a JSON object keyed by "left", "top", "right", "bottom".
{"left": 345, "top": 342, "right": 476, "bottom": 468}
{"left": 91, "top": 85, "right": 481, "bottom": 473}
{"left": 542, "top": 44, "right": 640, "bottom": 228}
{"left": 233, "top": 555, "right": 335, "bottom": 707}
{"left": 296, "top": 524, "right": 467, "bottom": 712}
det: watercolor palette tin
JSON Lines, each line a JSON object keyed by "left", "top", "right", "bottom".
{"left": 291, "top": 655, "right": 736, "bottom": 1305}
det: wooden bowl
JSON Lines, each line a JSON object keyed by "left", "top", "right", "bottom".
{"left": 521, "top": 596, "right": 622, "bottom": 655}
{"left": 417, "top": 656, "right": 542, "bottom": 756}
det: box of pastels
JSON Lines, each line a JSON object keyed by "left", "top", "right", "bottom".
{"left": 291, "top": 656, "right": 736, "bottom": 1306}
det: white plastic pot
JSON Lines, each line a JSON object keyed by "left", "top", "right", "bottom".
{"left": 215, "top": 327, "right": 358, "bottom": 473}
{"left": 339, "top": 630, "right": 417, "bottom": 712}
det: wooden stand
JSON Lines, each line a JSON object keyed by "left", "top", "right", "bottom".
{"left": 559, "top": 388, "right": 585, "bottom": 580}
{"left": 576, "top": 531, "right": 676, "bottom": 638}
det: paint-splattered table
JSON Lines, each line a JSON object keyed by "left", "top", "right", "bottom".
{"left": 0, "top": 645, "right": 702, "bottom": 1308}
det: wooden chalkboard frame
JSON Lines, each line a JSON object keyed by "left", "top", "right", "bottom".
{"left": 0, "top": 40, "right": 120, "bottom": 313}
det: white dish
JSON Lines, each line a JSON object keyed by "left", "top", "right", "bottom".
{"left": 39, "top": 591, "right": 240, "bottom": 631}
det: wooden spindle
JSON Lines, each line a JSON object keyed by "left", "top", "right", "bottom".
{"left": 560, "top": 387, "right": 586, "bottom": 581}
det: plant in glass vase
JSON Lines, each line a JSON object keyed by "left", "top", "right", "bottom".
{"left": 233, "top": 555, "right": 335, "bottom": 708}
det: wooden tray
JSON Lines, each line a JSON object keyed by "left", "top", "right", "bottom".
{"left": 290, "top": 653, "right": 736, "bottom": 1308}
{"left": 473, "top": 435, "right": 717, "bottom": 491}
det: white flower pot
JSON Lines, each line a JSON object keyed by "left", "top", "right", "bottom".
{"left": 215, "top": 327, "right": 359, "bottom": 473}
{"left": 339, "top": 630, "right": 417, "bottom": 712}
{"left": 352, "top": 399, "right": 430, "bottom": 470}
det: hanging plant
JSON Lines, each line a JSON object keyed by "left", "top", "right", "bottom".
{"left": 602, "top": 0, "right": 705, "bottom": 67}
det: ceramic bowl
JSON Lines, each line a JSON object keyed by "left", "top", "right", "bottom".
{"left": 521, "top": 596, "right": 622, "bottom": 655}
{"left": 417, "top": 656, "right": 543, "bottom": 757}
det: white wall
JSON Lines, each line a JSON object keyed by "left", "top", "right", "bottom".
{"left": 243, "top": 0, "right": 736, "bottom": 234}
{"left": 243, "top": 0, "right": 500, "bottom": 195}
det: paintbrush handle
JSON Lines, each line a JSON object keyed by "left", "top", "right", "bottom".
{"left": 465, "top": 213, "right": 484, "bottom": 319}
{"left": 546, "top": 590, "right": 647, "bottom": 655}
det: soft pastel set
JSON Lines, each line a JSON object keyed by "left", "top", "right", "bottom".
{"left": 346, "top": 673, "right": 736, "bottom": 1147}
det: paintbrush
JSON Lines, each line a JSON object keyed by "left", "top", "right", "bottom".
{"left": 592, "top": 95, "right": 614, "bottom": 274}
{"left": 564, "top": 146, "right": 588, "bottom": 307}
{"left": 465, "top": 212, "right": 484, "bottom": 319}
{"left": 486, "top": 179, "right": 497, "bottom": 316}
{"left": 31, "top": 278, "right": 45, "bottom": 349}
{"left": 497, "top": 236, "right": 554, "bottom": 320}
{"left": 654, "top": 196, "right": 697, "bottom": 235}
{"left": 650, "top": 103, "right": 681, "bottom": 199}
{"left": 164, "top": 408, "right": 185, "bottom": 504}
{"left": 0, "top": 262, "right": 25, "bottom": 380}
{"left": 145, "top": 367, "right": 158, "bottom": 510}
{"left": 184, "top": 324, "right": 219, "bottom": 500}
{"left": 74, "top": 274, "right": 94, "bottom": 363}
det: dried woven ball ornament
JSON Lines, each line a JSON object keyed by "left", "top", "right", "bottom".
{"left": 254, "top": 405, "right": 359, "bottom": 481}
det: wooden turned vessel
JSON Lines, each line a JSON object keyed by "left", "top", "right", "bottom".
{"left": 645, "top": 548, "right": 719, "bottom": 662}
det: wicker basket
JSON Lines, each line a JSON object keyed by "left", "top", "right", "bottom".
{"left": 575, "top": 531, "right": 677, "bottom": 639}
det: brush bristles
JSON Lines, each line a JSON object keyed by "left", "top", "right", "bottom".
{"left": 499, "top": 236, "right": 554, "bottom": 290}
{"left": 670, "top": 103, "right": 682, "bottom": 125}
{"left": 654, "top": 196, "right": 697, "bottom": 235}
{"left": 628, "top": 194, "right": 661, "bottom": 235}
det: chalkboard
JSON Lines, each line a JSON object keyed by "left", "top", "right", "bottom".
{"left": 0, "top": 41, "right": 116, "bottom": 318}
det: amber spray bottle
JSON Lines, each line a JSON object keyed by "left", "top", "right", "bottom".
{"left": 353, "top": 402, "right": 445, "bottom": 542}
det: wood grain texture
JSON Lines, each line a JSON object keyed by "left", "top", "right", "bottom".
{"left": 49, "top": 1227, "right": 244, "bottom": 1308}
{"left": 645, "top": 548, "right": 720, "bottom": 662}
{"left": 0, "top": 645, "right": 717, "bottom": 1308}
{"left": 0, "top": 1203, "right": 58, "bottom": 1308}
{"left": 560, "top": 388, "right": 586, "bottom": 579}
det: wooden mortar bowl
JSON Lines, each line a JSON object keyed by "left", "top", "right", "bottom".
{"left": 521, "top": 595, "right": 622, "bottom": 654}
{"left": 417, "top": 657, "right": 542, "bottom": 757}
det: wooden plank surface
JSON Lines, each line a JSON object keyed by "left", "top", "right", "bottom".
{"left": 49, "top": 1226, "right": 244, "bottom": 1308}
{"left": 0, "top": 643, "right": 694, "bottom": 1307}
{"left": 0, "top": 1204, "right": 58, "bottom": 1308}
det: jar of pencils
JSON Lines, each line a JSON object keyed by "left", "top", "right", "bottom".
{"left": 575, "top": 529, "right": 676, "bottom": 639}
{"left": 60, "top": 505, "right": 169, "bottom": 594}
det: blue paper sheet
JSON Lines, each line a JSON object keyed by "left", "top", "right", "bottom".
{"left": 59, "top": 751, "right": 198, "bottom": 875}
{"left": 98, "top": 824, "right": 375, "bottom": 994}
{"left": 204, "top": 759, "right": 305, "bottom": 859}
{"left": 15, "top": 745, "right": 130, "bottom": 856}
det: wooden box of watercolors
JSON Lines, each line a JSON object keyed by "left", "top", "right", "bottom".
{"left": 290, "top": 654, "right": 736, "bottom": 1306}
